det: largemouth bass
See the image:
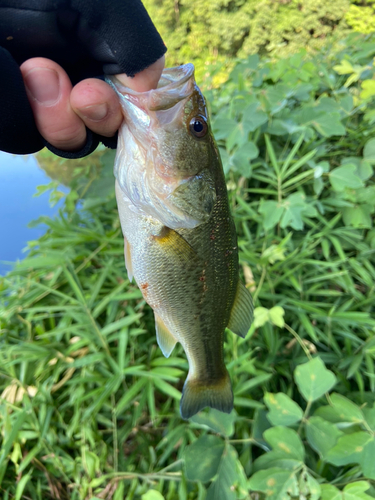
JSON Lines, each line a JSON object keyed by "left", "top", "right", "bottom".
{"left": 107, "top": 64, "right": 253, "bottom": 419}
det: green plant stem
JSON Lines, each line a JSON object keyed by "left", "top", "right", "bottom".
{"left": 284, "top": 323, "right": 313, "bottom": 360}
{"left": 253, "top": 266, "right": 266, "bottom": 303}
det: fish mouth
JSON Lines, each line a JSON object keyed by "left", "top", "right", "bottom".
{"left": 106, "top": 64, "right": 195, "bottom": 114}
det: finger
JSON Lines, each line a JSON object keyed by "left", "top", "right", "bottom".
{"left": 20, "top": 57, "right": 87, "bottom": 151}
{"left": 116, "top": 55, "right": 165, "bottom": 92}
{"left": 70, "top": 78, "right": 123, "bottom": 137}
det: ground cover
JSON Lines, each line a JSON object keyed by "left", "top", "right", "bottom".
{"left": 1, "top": 33, "right": 375, "bottom": 499}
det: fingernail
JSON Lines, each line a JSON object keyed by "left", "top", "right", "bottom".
{"left": 79, "top": 103, "right": 108, "bottom": 121}
{"left": 24, "top": 68, "right": 60, "bottom": 105}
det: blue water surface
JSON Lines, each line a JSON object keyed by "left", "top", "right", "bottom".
{"left": 0, "top": 152, "right": 68, "bottom": 275}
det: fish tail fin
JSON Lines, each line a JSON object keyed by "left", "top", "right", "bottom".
{"left": 180, "top": 370, "right": 233, "bottom": 420}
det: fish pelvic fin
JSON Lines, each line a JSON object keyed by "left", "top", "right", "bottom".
{"left": 227, "top": 280, "right": 254, "bottom": 338}
{"left": 155, "top": 313, "right": 178, "bottom": 358}
{"left": 180, "top": 370, "right": 233, "bottom": 420}
{"left": 124, "top": 236, "right": 133, "bottom": 282}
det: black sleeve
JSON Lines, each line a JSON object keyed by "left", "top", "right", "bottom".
{"left": 0, "top": 0, "right": 167, "bottom": 157}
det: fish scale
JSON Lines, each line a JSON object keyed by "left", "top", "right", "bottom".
{"left": 109, "top": 64, "right": 253, "bottom": 419}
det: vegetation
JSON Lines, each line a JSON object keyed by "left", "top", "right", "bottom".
{"left": 144, "top": 0, "right": 374, "bottom": 83}
{"left": 1, "top": 30, "right": 375, "bottom": 500}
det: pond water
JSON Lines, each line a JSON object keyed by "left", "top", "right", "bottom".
{"left": 0, "top": 152, "right": 68, "bottom": 275}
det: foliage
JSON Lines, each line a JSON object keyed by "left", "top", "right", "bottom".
{"left": 143, "top": 0, "right": 353, "bottom": 83}
{"left": 1, "top": 34, "right": 375, "bottom": 499}
{"left": 346, "top": 0, "right": 375, "bottom": 35}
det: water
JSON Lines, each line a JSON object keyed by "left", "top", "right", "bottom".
{"left": 0, "top": 152, "right": 68, "bottom": 275}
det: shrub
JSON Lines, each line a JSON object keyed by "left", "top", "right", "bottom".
{"left": 347, "top": 0, "right": 375, "bottom": 35}
{"left": 143, "top": 0, "right": 351, "bottom": 81}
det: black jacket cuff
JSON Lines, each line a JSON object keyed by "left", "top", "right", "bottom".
{"left": 44, "top": 128, "right": 117, "bottom": 159}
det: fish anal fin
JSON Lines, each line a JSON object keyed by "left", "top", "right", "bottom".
{"left": 180, "top": 370, "right": 233, "bottom": 420}
{"left": 124, "top": 236, "right": 133, "bottom": 282}
{"left": 155, "top": 313, "right": 178, "bottom": 358}
{"left": 227, "top": 280, "right": 253, "bottom": 338}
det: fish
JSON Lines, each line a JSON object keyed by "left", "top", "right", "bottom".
{"left": 107, "top": 64, "right": 253, "bottom": 419}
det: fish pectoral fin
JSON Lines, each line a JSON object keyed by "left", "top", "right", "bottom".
{"left": 124, "top": 236, "right": 134, "bottom": 282}
{"left": 155, "top": 313, "right": 178, "bottom": 358}
{"left": 153, "top": 226, "right": 200, "bottom": 263}
{"left": 227, "top": 281, "right": 254, "bottom": 338}
{"left": 180, "top": 370, "right": 233, "bottom": 420}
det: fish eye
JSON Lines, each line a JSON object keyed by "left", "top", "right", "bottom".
{"left": 189, "top": 116, "right": 208, "bottom": 138}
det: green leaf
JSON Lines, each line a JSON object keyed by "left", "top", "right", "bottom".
{"left": 344, "top": 482, "right": 372, "bottom": 494}
{"left": 184, "top": 435, "right": 224, "bottom": 483}
{"left": 248, "top": 468, "right": 299, "bottom": 499}
{"left": 206, "top": 445, "right": 247, "bottom": 500}
{"left": 365, "top": 108, "right": 375, "bottom": 125}
{"left": 269, "top": 307, "right": 285, "bottom": 328}
{"left": 311, "top": 113, "right": 345, "bottom": 137}
{"left": 333, "top": 59, "right": 354, "bottom": 75}
{"left": 342, "top": 204, "right": 373, "bottom": 228}
{"left": 263, "top": 426, "right": 305, "bottom": 461}
{"left": 0, "top": 411, "right": 27, "bottom": 469}
{"left": 356, "top": 185, "right": 375, "bottom": 204}
{"left": 253, "top": 307, "right": 285, "bottom": 329}
{"left": 303, "top": 473, "right": 321, "bottom": 500}
{"left": 190, "top": 408, "right": 235, "bottom": 437}
{"left": 259, "top": 201, "right": 284, "bottom": 230}
{"left": 361, "top": 80, "right": 375, "bottom": 100}
{"left": 280, "top": 199, "right": 305, "bottom": 230}
{"left": 264, "top": 393, "right": 303, "bottom": 426}
{"left": 253, "top": 453, "right": 301, "bottom": 472}
{"left": 141, "top": 491, "right": 165, "bottom": 500}
{"left": 294, "top": 357, "right": 337, "bottom": 402}
{"left": 279, "top": 193, "right": 317, "bottom": 231}
{"left": 326, "top": 432, "right": 372, "bottom": 466}
{"left": 15, "top": 473, "right": 32, "bottom": 500}
{"left": 320, "top": 484, "right": 342, "bottom": 500}
{"left": 253, "top": 307, "right": 270, "bottom": 328}
{"left": 262, "top": 244, "right": 286, "bottom": 264}
{"left": 356, "top": 160, "right": 373, "bottom": 181}
{"left": 212, "top": 117, "right": 237, "bottom": 141}
{"left": 363, "top": 405, "right": 375, "bottom": 431}
{"left": 362, "top": 438, "right": 375, "bottom": 480}
{"left": 341, "top": 156, "right": 373, "bottom": 181}
{"left": 305, "top": 416, "right": 343, "bottom": 459}
{"left": 243, "top": 101, "right": 268, "bottom": 131}
{"left": 329, "top": 164, "right": 364, "bottom": 192}
{"left": 315, "top": 97, "right": 340, "bottom": 113}
{"left": 263, "top": 87, "right": 288, "bottom": 114}
{"left": 230, "top": 142, "right": 259, "bottom": 175}
{"left": 330, "top": 393, "right": 365, "bottom": 424}
{"left": 153, "top": 378, "right": 181, "bottom": 400}
{"left": 363, "top": 138, "right": 375, "bottom": 164}
{"left": 314, "top": 177, "right": 324, "bottom": 196}
{"left": 338, "top": 94, "right": 354, "bottom": 114}
{"left": 343, "top": 481, "right": 374, "bottom": 500}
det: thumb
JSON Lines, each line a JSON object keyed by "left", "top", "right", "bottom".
{"left": 115, "top": 55, "right": 165, "bottom": 92}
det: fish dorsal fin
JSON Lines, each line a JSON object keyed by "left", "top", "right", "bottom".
{"left": 155, "top": 313, "right": 178, "bottom": 358}
{"left": 227, "top": 281, "right": 253, "bottom": 338}
{"left": 124, "top": 236, "right": 133, "bottom": 282}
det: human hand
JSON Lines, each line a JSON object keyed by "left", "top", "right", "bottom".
{"left": 0, "top": 0, "right": 166, "bottom": 156}
{"left": 20, "top": 55, "right": 165, "bottom": 152}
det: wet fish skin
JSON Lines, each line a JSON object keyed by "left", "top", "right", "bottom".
{"left": 109, "top": 65, "right": 253, "bottom": 419}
